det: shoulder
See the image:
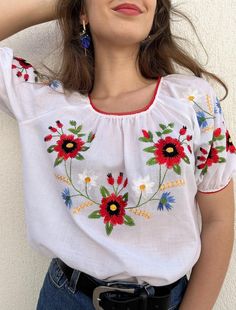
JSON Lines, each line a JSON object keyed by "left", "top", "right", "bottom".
{"left": 161, "top": 73, "right": 216, "bottom": 98}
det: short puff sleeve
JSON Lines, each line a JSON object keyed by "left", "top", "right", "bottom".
{"left": 0, "top": 46, "right": 39, "bottom": 120}
{"left": 193, "top": 79, "right": 236, "bottom": 193}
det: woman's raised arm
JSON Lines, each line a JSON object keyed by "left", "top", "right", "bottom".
{"left": 0, "top": 0, "right": 57, "bottom": 41}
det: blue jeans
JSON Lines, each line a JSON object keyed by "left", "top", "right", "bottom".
{"left": 36, "top": 258, "right": 189, "bottom": 310}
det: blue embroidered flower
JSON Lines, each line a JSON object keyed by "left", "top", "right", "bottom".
{"left": 196, "top": 111, "right": 208, "bottom": 128}
{"left": 157, "top": 192, "right": 175, "bottom": 211}
{"left": 49, "top": 80, "right": 61, "bottom": 90}
{"left": 62, "top": 188, "right": 72, "bottom": 209}
{"left": 214, "top": 97, "right": 222, "bottom": 114}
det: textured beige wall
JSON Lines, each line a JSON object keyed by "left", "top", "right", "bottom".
{"left": 0, "top": 1, "right": 235, "bottom": 309}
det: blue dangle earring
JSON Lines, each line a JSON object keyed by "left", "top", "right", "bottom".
{"left": 80, "top": 19, "right": 91, "bottom": 56}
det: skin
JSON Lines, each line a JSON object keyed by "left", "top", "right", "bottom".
{"left": 81, "top": 1, "right": 235, "bottom": 309}
{"left": 80, "top": 0, "right": 157, "bottom": 107}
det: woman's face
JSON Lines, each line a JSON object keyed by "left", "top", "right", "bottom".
{"left": 82, "top": 1, "right": 157, "bottom": 48}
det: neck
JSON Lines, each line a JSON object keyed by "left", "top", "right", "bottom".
{"left": 90, "top": 43, "right": 154, "bottom": 99}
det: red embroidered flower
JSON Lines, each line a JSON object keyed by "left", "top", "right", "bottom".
{"left": 142, "top": 130, "right": 150, "bottom": 139}
{"left": 13, "top": 57, "right": 33, "bottom": 69}
{"left": 12, "top": 56, "right": 33, "bottom": 82}
{"left": 49, "top": 126, "right": 58, "bottom": 133}
{"left": 213, "top": 128, "right": 221, "bottom": 137}
{"left": 197, "top": 144, "right": 220, "bottom": 169}
{"left": 187, "top": 145, "right": 192, "bottom": 154}
{"left": 117, "top": 172, "right": 123, "bottom": 185}
{"left": 99, "top": 193, "right": 127, "bottom": 225}
{"left": 179, "top": 126, "right": 187, "bottom": 135}
{"left": 44, "top": 134, "right": 52, "bottom": 142}
{"left": 154, "top": 136, "right": 186, "bottom": 168}
{"left": 226, "top": 129, "right": 236, "bottom": 153}
{"left": 24, "top": 73, "right": 29, "bottom": 81}
{"left": 56, "top": 120, "right": 63, "bottom": 128}
{"left": 54, "top": 134, "right": 85, "bottom": 160}
{"left": 107, "top": 173, "right": 115, "bottom": 185}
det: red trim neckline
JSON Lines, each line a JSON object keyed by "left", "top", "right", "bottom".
{"left": 88, "top": 76, "right": 162, "bottom": 116}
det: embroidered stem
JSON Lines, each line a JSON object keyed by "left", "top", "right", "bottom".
{"left": 193, "top": 100, "right": 214, "bottom": 117}
{"left": 126, "top": 167, "right": 169, "bottom": 210}
{"left": 64, "top": 160, "right": 99, "bottom": 205}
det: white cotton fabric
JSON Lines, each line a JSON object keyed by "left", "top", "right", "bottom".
{"left": 1, "top": 46, "right": 236, "bottom": 286}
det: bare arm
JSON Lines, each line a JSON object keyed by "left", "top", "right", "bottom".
{"left": 179, "top": 179, "right": 235, "bottom": 310}
{"left": 0, "top": 0, "right": 58, "bottom": 41}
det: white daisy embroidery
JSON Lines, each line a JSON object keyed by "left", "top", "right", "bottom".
{"left": 132, "top": 175, "right": 155, "bottom": 198}
{"left": 182, "top": 88, "right": 202, "bottom": 104}
{"left": 78, "top": 169, "right": 98, "bottom": 188}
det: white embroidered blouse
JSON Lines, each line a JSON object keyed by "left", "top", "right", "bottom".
{"left": 0, "top": 46, "right": 236, "bottom": 286}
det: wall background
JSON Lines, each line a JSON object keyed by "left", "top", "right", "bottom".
{"left": 0, "top": 1, "right": 235, "bottom": 309}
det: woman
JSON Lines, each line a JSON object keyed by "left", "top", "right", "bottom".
{"left": 0, "top": 1, "right": 235, "bottom": 309}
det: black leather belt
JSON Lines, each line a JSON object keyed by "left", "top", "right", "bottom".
{"left": 56, "top": 257, "right": 186, "bottom": 310}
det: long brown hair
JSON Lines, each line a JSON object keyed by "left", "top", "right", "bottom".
{"left": 38, "top": 0, "right": 228, "bottom": 100}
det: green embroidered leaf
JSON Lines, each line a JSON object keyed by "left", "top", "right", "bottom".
{"left": 218, "top": 157, "right": 226, "bottom": 163}
{"left": 168, "top": 123, "right": 174, "bottom": 128}
{"left": 148, "top": 131, "right": 153, "bottom": 140}
{"left": 122, "top": 192, "right": 128, "bottom": 202}
{"left": 201, "top": 165, "right": 208, "bottom": 175}
{"left": 162, "top": 129, "right": 173, "bottom": 134}
{"left": 143, "top": 146, "right": 156, "bottom": 153}
{"left": 173, "top": 164, "right": 181, "bottom": 175}
{"left": 215, "top": 135, "right": 225, "bottom": 141}
{"left": 138, "top": 137, "right": 151, "bottom": 142}
{"left": 76, "top": 125, "right": 82, "bottom": 132}
{"left": 215, "top": 146, "right": 225, "bottom": 152}
{"left": 87, "top": 132, "right": 95, "bottom": 143}
{"left": 68, "top": 128, "right": 82, "bottom": 135}
{"left": 77, "top": 133, "right": 86, "bottom": 137}
{"left": 159, "top": 124, "right": 167, "bottom": 130}
{"left": 124, "top": 215, "right": 135, "bottom": 226}
{"left": 47, "top": 145, "right": 56, "bottom": 153}
{"left": 106, "top": 222, "right": 113, "bottom": 236}
{"left": 81, "top": 146, "right": 90, "bottom": 151}
{"left": 75, "top": 153, "right": 85, "bottom": 160}
{"left": 155, "top": 131, "right": 162, "bottom": 137}
{"left": 100, "top": 186, "right": 110, "bottom": 198}
{"left": 88, "top": 210, "right": 101, "bottom": 219}
{"left": 182, "top": 155, "right": 190, "bottom": 164}
{"left": 54, "top": 156, "right": 64, "bottom": 167}
{"left": 69, "top": 120, "right": 77, "bottom": 127}
{"left": 146, "top": 157, "right": 157, "bottom": 165}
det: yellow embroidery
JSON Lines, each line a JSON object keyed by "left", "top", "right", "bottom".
{"left": 73, "top": 201, "right": 94, "bottom": 214}
{"left": 202, "top": 125, "right": 214, "bottom": 133}
{"left": 206, "top": 95, "right": 213, "bottom": 114}
{"left": 54, "top": 174, "right": 71, "bottom": 185}
{"left": 159, "top": 178, "right": 185, "bottom": 191}
{"left": 129, "top": 209, "right": 152, "bottom": 219}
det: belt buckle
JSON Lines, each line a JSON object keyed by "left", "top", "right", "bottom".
{"left": 92, "top": 285, "right": 136, "bottom": 310}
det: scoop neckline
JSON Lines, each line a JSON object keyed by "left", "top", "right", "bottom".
{"left": 87, "top": 76, "right": 162, "bottom": 117}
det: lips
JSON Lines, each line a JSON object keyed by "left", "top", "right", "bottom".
{"left": 113, "top": 3, "right": 143, "bottom": 13}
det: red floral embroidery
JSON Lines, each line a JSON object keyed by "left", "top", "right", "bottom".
{"left": 226, "top": 129, "right": 236, "bottom": 153}
{"left": 12, "top": 56, "right": 39, "bottom": 82}
{"left": 154, "top": 136, "right": 186, "bottom": 169}
{"left": 54, "top": 134, "right": 85, "bottom": 160}
{"left": 44, "top": 120, "right": 95, "bottom": 167}
{"left": 89, "top": 172, "right": 132, "bottom": 236}
{"left": 196, "top": 127, "right": 226, "bottom": 175}
{"left": 197, "top": 145, "right": 221, "bottom": 170}
{"left": 100, "top": 192, "right": 127, "bottom": 225}
{"left": 139, "top": 123, "right": 191, "bottom": 175}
